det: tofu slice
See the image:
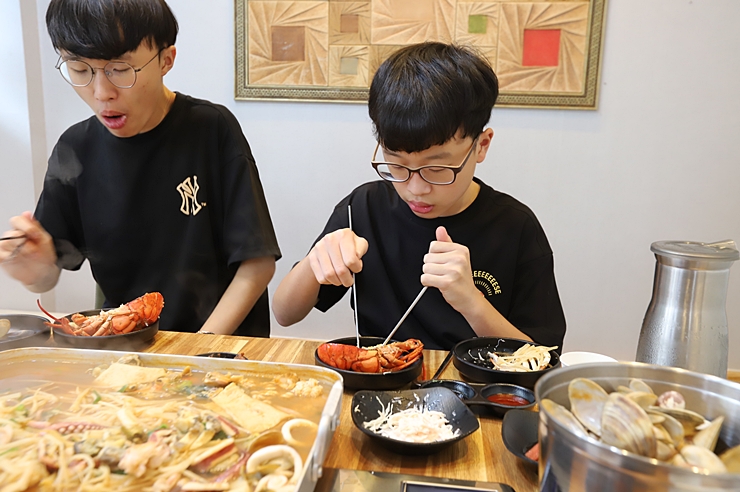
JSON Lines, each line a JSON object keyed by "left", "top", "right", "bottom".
{"left": 94, "top": 362, "right": 167, "bottom": 388}
{"left": 212, "top": 383, "right": 290, "bottom": 434}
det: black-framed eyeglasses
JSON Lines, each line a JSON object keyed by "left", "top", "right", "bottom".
{"left": 371, "top": 137, "right": 479, "bottom": 186}
{"left": 55, "top": 49, "right": 163, "bottom": 89}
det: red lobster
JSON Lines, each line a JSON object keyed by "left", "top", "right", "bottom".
{"left": 38, "top": 292, "right": 164, "bottom": 336}
{"left": 317, "top": 339, "right": 424, "bottom": 373}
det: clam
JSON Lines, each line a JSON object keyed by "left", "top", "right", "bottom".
{"left": 540, "top": 399, "right": 589, "bottom": 438}
{"left": 647, "top": 409, "right": 685, "bottom": 447}
{"left": 650, "top": 406, "right": 706, "bottom": 437}
{"left": 568, "top": 378, "right": 609, "bottom": 436}
{"left": 692, "top": 416, "right": 724, "bottom": 451}
{"left": 680, "top": 444, "right": 728, "bottom": 474}
{"left": 629, "top": 378, "right": 655, "bottom": 395}
{"left": 600, "top": 392, "right": 657, "bottom": 458}
{"left": 720, "top": 444, "right": 740, "bottom": 473}
{"left": 656, "top": 390, "right": 685, "bottom": 410}
{"left": 626, "top": 391, "right": 658, "bottom": 410}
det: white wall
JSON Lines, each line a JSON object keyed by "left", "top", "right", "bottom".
{"left": 5, "top": 0, "right": 740, "bottom": 368}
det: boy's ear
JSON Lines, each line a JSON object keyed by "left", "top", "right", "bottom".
{"left": 160, "top": 46, "right": 176, "bottom": 76}
{"left": 475, "top": 128, "right": 494, "bottom": 163}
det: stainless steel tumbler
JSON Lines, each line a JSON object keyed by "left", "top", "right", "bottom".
{"left": 636, "top": 240, "right": 739, "bottom": 378}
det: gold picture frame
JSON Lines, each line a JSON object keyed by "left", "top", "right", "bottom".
{"left": 235, "top": 0, "right": 607, "bottom": 109}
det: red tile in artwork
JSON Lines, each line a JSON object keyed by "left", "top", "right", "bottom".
{"left": 271, "top": 26, "right": 306, "bottom": 62}
{"left": 522, "top": 29, "right": 561, "bottom": 67}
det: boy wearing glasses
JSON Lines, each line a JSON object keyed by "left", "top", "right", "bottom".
{"left": 0, "top": 0, "right": 281, "bottom": 336}
{"left": 273, "top": 43, "right": 565, "bottom": 350}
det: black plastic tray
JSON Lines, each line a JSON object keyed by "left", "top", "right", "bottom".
{"left": 417, "top": 379, "right": 535, "bottom": 417}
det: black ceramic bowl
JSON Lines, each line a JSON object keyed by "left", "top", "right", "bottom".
{"left": 196, "top": 352, "right": 248, "bottom": 360}
{"left": 452, "top": 337, "right": 560, "bottom": 389}
{"left": 351, "top": 387, "right": 479, "bottom": 455}
{"left": 0, "top": 314, "right": 49, "bottom": 350}
{"left": 314, "top": 336, "right": 423, "bottom": 390}
{"left": 51, "top": 310, "right": 159, "bottom": 349}
{"left": 501, "top": 409, "right": 539, "bottom": 466}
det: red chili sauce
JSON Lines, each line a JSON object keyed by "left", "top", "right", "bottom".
{"left": 486, "top": 393, "right": 531, "bottom": 406}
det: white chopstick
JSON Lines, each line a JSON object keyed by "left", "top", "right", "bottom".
{"left": 382, "top": 286, "right": 428, "bottom": 346}
{"left": 348, "top": 204, "right": 360, "bottom": 347}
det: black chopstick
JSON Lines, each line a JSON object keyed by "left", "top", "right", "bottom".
{"left": 0, "top": 235, "right": 26, "bottom": 242}
{"left": 431, "top": 350, "right": 454, "bottom": 380}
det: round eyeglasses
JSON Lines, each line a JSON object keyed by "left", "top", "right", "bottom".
{"left": 55, "top": 49, "right": 163, "bottom": 89}
{"left": 371, "top": 137, "right": 479, "bottom": 186}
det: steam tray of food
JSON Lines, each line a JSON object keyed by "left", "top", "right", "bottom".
{"left": 351, "top": 387, "right": 479, "bottom": 454}
{"left": 0, "top": 347, "right": 343, "bottom": 491}
{"left": 452, "top": 337, "right": 561, "bottom": 388}
{"left": 314, "top": 336, "right": 423, "bottom": 390}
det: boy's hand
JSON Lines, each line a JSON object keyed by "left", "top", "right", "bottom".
{"left": 1, "top": 212, "right": 58, "bottom": 286}
{"left": 307, "top": 229, "right": 369, "bottom": 287}
{"left": 422, "top": 226, "right": 479, "bottom": 312}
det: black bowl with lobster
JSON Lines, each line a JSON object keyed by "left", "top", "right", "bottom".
{"left": 41, "top": 293, "right": 163, "bottom": 350}
{"left": 314, "top": 336, "right": 423, "bottom": 390}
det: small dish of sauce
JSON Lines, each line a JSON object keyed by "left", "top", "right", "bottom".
{"left": 486, "top": 393, "right": 531, "bottom": 406}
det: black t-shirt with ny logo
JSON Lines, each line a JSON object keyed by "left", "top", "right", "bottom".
{"left": 313, "top": 179, "right": 566, "bottom": 351}
{"left": 36, "top": 93, "right": 281, "bottom": 335}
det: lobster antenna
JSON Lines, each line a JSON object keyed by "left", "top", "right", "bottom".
{"left": 348, "top": 204, "right": 360, "bottom": 347}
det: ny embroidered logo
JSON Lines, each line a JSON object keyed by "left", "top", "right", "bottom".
{"left": 177, "top": 176, "right": 202, "bottom": 216}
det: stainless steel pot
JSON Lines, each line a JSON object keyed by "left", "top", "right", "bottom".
{"left": 535, "top": 362, "right": 740, "bottom": 492}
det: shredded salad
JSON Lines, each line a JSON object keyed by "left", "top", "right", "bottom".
{"left": 362, "top": 398, "right": 459, "bottom": 443}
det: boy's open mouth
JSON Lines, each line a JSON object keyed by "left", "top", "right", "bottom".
{"left": 100, "top": 112, "right": 127, "bottom": 130}
{"left": 408, "top": 201, "right": 434, "bottom": 214}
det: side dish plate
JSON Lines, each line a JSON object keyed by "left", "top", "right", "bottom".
{"left": 0, "top": 314, "right": 50, "bottom": 350}
{"left": 351, "top": 386, "right": 479, "bottom": 455}
{"left": 452, "top": 337, "right": 560, "bottom": 388}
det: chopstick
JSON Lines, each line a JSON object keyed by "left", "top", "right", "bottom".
{"left": 0, "top": 235, "right": 26, "bottom": 242}
{"left": 431, "top": 350, "right": 454, "bottom": 380}
{"left": 348, "top": 204, "right": 360, "bottom": 347}
{"left": 382, "top": 286, "right": 428, "bottom": 346}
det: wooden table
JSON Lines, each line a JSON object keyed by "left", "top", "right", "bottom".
{"left": 142, "top": 331, "right": 539, "bottom": 492}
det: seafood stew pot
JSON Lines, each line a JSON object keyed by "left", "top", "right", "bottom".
{"left": 314, "top": 336, "right": 423, "bottom": 390}
{"left": 0, "top": 347, "right": 344, "bottom": 492}
{"left": 535, "top": 362, "right": 740, "bottom": 492}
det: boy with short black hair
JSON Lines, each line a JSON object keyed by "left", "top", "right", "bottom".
{"left": 273, "top": 42, "right": 565, "bottom": 350}
{"left": 0, "top": 0, "right": 281, "bottom": 336}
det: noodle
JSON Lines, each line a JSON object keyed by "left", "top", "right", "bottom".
{"left": 0, "top": 355, "right": 326, "bottom": 491}
{"left": 488, "top": 343, "right": 558, "bottom": 372}
{"left": 363, "top": 401, "right": 459, "bottom": 443}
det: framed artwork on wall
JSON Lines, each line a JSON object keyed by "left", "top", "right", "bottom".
{"left": 235, "top": 0, "right": 607, "bottom": 109}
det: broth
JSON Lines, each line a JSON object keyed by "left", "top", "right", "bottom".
{"left": 0, "top": 355, "right": 331, "bottom": 491}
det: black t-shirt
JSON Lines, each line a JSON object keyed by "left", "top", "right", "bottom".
{"left": 314, "top": 179, "right": 566, "bottom": 350}
{"left": 35, "top": 93, "right": 281, "bottom": 336}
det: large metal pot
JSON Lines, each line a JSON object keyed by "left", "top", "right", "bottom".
{"left": 534, "top": 362, "right": 740, "bottom": 492}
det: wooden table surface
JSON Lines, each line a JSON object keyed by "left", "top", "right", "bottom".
{"left": 142, "top": 331, "right": 539, "bottom": 492}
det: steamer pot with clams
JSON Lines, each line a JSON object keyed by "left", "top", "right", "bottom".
{"left": 535, "top": 362, "right": 740, "bottom": 492}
